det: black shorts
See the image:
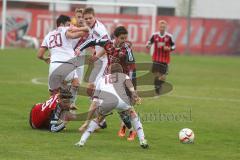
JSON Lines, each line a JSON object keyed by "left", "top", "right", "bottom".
{"left": 151, "top": 62, "right": 168, "bottom": 74}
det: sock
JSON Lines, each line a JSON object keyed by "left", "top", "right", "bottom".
{"left": 80, "top": 120, "right": 98, "bottom": 143}
{"left": 131, "top": 116, "right": 145, "bottom": 141}
{"left": 154, "top": 77, "right": 164, "bottom": 95}
{"left": 70, "top": 86, "right": 78, "bottom": 105}
{"left": 154, "top": 77, "right": 160, "bottom": 95}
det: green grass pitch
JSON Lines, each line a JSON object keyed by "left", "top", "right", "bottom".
{"left": 0, "top": 48, "right": 239, "bottom": 160}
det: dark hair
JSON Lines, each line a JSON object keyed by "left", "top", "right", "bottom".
{"left": 56, "top": 15, "right": 71, "bottom": 27}
{"left": 59, "top": 88, "right": 73, "bottom": 99}
{"left": 114, "top": 26, "right": 128, "bottom": 37}
{"left": 83, "top": 7, "right": 95, "bottom": 16}
{"left": 110, "top": 63, "right": 123, "bottom": 73}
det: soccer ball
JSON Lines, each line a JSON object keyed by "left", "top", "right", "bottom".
{"left": 179, "top": 128, "right": 195, "bottom": 144}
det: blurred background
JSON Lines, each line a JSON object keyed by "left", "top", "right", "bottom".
{"left": 1, "top": 0, "right": 240, "bottom": 55}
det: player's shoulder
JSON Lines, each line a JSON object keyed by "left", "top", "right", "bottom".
{"left": 58, "top": 26, "right": 70, "bottom": 33}
{"left": 165, "top": 32, "right": 173, "bottom": 38}
{"left": 93, "top": 20, "right": 109, "bottom": 36}
{"left": 151, "top": 32, "right": 160, "bottom": 36}
{"left": 123, "top": 41, "right": 132, "bottom": 49}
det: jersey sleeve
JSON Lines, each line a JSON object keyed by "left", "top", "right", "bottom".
{"left": 147, "top": 34, "right": 155, "bottom": 44}
{"left": 125, "top": 44, "right": 135, "bottom": 63}
{"left": 169, "top": 34, "right": 176, "bottom": 51}
{"left": 95, "top": 23, "right": 109, "bottom": 39}
{"left": 49, "top": 105, "right": 65, "bottom": 132}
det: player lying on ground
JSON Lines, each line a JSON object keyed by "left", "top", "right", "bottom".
{"left": 37, "top": 14, "right": 89, "bottom": 103}
{"left": 75, "top": 63, "right": 148, "bottom": 149}
{"left": 146, "top": 20, "right": 175, "bottom": 96}
{"left": 29, "top": 89, "right": 76, "bottom": 132}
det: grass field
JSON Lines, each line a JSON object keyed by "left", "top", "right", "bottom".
{"left": 0, "top": 48, "right": 240, "bottom": 160}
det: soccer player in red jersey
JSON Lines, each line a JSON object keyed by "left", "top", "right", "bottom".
{"left": 146, "top": 20, "right": 175, "bottom": 96}
{"left": 29, "top": 89, "right": 75, "bottom": 132}
{"left": 104, "top": 26, "right": 137, "bottom": 140}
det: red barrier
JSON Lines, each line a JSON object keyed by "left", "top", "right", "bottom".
{"left": 1, "top": 8, "right": 240, "bottom": 55}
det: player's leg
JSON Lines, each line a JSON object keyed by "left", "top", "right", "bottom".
{"left": 118, "top": 74, "right": 137, "bottom": 139}
{"left": 128, "top": 108, "right": 148, "bottom": 148}
{"left": 87, "top": 58, "right": 108, "bottom": 129}
{"left": 70, "top": 77, "right": 79, "bottom": 108}
{"left": 76, "top": 115, "right": 106, "bottom": 147}
{"left": 75, "top": 119, "right": 99, "bottom": 147}
{"left": 48, "top": 63, "right": 63, "bottom": 95}
{"left": 152, "top": 62, "right": 168, "bottom": 96}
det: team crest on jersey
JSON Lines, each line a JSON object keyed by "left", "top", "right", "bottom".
{"left": 164, "top": 37, "right": 169, "bottom": 42}
{"left": 2, "top": 10, "right": 32, "bottom": 44}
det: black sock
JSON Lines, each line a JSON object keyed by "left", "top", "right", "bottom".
{"left": 154, "top": 78, "right": 164, "bottom": 95}
{"left": 154, "top": 77, "right": 160, "bottom": 95}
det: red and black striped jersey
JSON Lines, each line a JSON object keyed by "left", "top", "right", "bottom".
{"left": 104, "top": 40, "right": 136, "bottom": 76}
{"left": 148, "top": 32, "right": 175, "bottom": 64}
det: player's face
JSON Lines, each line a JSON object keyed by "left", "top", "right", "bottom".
{"left": 64, "top": 21, "right": 71, "bottom": 27}
{"left": 115, "top": 34, "right": 128, "bottom": 46}
{"left": 159, "top": 23, "right": 166, "bottom": 34}
{"left": 84, "top": 14, "right": 95, "bottom": 28}
{"left": 75, "top": 13, "right": 84, "bottom": 27}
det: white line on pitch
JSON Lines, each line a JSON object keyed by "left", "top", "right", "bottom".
{"left": 31, "top": 77, "right": 48, "bottom": 85}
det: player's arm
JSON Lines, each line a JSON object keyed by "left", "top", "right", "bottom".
{"left": 37, "top": 47, "right": 50, "bottom": 64}
{"left": 49, "top": 106, "right": 66, "bottom": 132}
{"left": 170, "top": 36, "right": 176, "bottom": 51}
{"left": 146, "top": 34, "right": 154, "bottom": 49}
{"left": 79, "top": 86, "right": 101, "bottom": 132}
{"left": 66, "top": 26, "right": 89, "bottom": 39}
{"left": 125, "top": 77, "right": 141, "bottom": 105}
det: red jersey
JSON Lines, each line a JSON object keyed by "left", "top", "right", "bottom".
{"left": 30, "top": 95, "right": 58, "bottom": 129}
{"left": 104, "top": 41, "right": 136, "bottom": 75}
{"left": 148, "top": 32, "right": 175, "bottom": 64}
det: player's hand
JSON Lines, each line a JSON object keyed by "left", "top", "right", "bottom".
{"left": 146, "top": 42, "right": 152, "bottom": 49}
{"left": 44, "top": 57, "right": 50, "bottom": 64}
{"left": 131, "top": 92, "right": 142, "bottom": 105}
{"left": 163, "top": 46, "right": 171, "bottom": 51}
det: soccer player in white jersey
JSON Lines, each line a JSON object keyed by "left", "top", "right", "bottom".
{"left": 37, "top": 15, "right": 89, "bottom": 97}
{"left": 68, "top": 8, "right": 89, "bottom": 108}
{"left": 82, "top": 7, "right": 110, "bottom": 129}
{"left": 75, "top": 63, "right": 148, "bottom": 149}
{"left": 83, "top": 7, "right": 110, "bottom": 86}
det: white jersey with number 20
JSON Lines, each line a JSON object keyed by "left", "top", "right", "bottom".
{"left": 41, "top": 26, "right": 76, "bottom": 63}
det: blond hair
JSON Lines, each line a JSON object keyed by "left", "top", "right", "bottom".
{"left": 75, "top": 8, "right": 84, "bottom": 14}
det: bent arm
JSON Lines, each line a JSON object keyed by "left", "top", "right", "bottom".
{"left": 37, "top": 47, "right": 49, "bottom": 63}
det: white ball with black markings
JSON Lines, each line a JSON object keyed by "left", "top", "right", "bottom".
{"left": 179, "top": 128, "right": 194, "bottom": 144}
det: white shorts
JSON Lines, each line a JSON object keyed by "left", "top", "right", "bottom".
{"left": 93, "top": 96, "right": 131, "bottom": 115}
{"left": 48, "top": 62, "right": 78, "bottom": 90}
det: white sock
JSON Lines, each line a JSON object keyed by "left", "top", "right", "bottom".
{"left": 131, "top": 116, "right": 145, "bottom": 141}
{"left": 80, "top": 120, "right": 98, "bottom": 143}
